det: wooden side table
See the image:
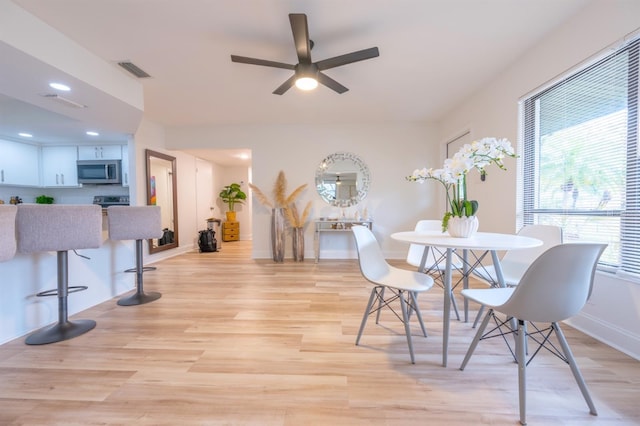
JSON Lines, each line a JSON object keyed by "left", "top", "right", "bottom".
{"left": 222, "top": 221, "right": 240, "bottom": 241}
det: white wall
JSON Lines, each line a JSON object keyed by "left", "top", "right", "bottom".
{"left": 437, "top": 0, "right": 640, "bottom": 359}
{"left": 165, "top": 122, "right": 440, "bottom": 260}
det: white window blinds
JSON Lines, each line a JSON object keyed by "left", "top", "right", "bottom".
{"left": 521, "top": 37, "right": 640, "bottom": 278}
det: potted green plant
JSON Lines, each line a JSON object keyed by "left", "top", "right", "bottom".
{"left": 219, "top": 182, "right": 247, "bottom": 221}
{"left": 35, "top": 195, "right": 54, "bottom": 204}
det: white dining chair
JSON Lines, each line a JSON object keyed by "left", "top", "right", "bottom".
{"left": 459, "top": 243, "right": 606, "bottom": 425}
{"left": 473, "top": 224, "right": 563, "bottom": 287}
{"left": 352, "top": 225, "right": 434, "bottom": 364}
{"left": 471, "top": 224, "right": 563, "bottom": 327}
{"left": 405, "top": 219, "right": 464, "bottom": 319}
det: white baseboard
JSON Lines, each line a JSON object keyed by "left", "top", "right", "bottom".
{"left": 565, "top": 312, "right": 640, "bottom": 361}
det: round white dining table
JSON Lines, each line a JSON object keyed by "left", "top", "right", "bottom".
{"left": 391, "top": 230, "right": 542, "bottom": 367}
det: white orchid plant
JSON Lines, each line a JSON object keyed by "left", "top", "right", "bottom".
{"left": 407, "top": 137, "right": 516, "bottom": 231}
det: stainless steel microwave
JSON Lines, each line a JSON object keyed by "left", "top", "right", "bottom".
{"left": 77, "top": 160, "right": 122, "bottom": 184}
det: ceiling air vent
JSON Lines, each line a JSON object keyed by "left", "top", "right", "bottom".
{"left": 40, "top": 93, "right": 87, "bottom": 108}
{"left": 118, "top": 61, "right": 151, "bottom": 78}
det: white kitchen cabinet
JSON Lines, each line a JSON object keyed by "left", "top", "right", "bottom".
{"left": 78, "top": 145, "right": 122, "bottom": 160}
{"left": 120, "top": 144, "right": 129, "bottom": 186}
{"left": 41, "top": 146, "right": 79, "bottom": 187}
{"left": 0, "top": 139, "right": 39, "bottom": 186}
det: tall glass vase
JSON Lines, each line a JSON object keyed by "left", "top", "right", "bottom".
{"left": 271, "top": 208, "right": 285, "bottom": 262}
{"left": 292, "top": 227, "right": 304, "bottom": 262}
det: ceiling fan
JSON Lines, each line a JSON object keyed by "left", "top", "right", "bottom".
{"left": 230, "top": 13, "right": 379, "bottom": 95}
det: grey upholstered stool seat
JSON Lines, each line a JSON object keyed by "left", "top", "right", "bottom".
{"left": 107, "top": 206, "right": 163, "bottom": 306}
{"left": 0, "top": 205, "right": 17, "bottom": 262}
{"left": 16, "top": 204, "right": 102, "bottom": 345}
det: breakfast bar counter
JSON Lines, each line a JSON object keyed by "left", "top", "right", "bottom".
{"left": 0, "top": 211, "right": 142, "bottom": 344}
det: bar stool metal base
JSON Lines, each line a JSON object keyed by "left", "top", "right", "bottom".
{"left": 25, "top": 250, "right": 96, "bottom": 345}
{"left": 116, "top": 239, "right": 162, "bottom": 307}
{"left": 124, "top": 266, "right": 156, "bottom": 273}
{"left": 25, "top": 319, "right": 96, "bottom": 345}
{"left": 117, "top": 290, "right": 162, "bottom": 306}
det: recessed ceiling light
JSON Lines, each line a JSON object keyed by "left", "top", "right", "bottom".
{"left": 49, "top": 82, "right": 70, "bottom": 91}
{"left": 86, "top": 131, "right": 100, "bottom": 136}
{"left": 18, "top": 132, "right": 33, "bottom": 138}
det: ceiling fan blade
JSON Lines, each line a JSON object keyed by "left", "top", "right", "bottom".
{"left": 273, "top": 75, "right": 297, "bottom": 95}
{"left": 317, "top": 72, "right": 348, "bottom": 94}
{"left": 315, "top": 47, "right": 380, "bottom": 71}
{"left": 231, "top": 55, "right": 294, "bottom": 70}
{"left": 289, "top": 13, "right": 312, "bottom": 64}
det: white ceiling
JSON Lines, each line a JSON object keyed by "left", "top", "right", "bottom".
{"left": 3, "top": 0, "right": 590, "bottom": 165}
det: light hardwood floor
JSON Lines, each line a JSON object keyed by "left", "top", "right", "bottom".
{"left": 0, "top": 240, "right": 638, "bottom": 425}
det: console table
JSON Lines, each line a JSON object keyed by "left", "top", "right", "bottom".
{"left": 314, "top": 219, "right": 373, "bottom": 263}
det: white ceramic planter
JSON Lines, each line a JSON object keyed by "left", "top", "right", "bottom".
{"left": 447, "top": 216, "right": 479, "bottom": 238}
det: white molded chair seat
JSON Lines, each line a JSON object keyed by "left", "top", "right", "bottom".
{"left": 108, "top": 206, "right": 163, "bottom": 306}
{"left": 471, "top": 224, "right": 563, "bottom": 328}
{"left": 0, "top": 205, "right": 17, "bottom": 262}
{"left": 16, "top": 204, "right": 102, "bottom": 345}
{"left": 352, "top": 225, "right": 434, "bottom": 364}
{"left": 460, "top": 243, "right": 607, "bottom": 425}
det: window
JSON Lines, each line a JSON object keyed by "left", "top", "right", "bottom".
{"left": 521, "top": 37, "right": 640, "bottom": 278}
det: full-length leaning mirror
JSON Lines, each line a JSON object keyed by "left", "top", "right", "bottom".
{"left": 315, "top": 152, "right": 370, "bottom": 207}
{"left": 146, "top": 149, "right": 179, "bottom": 254}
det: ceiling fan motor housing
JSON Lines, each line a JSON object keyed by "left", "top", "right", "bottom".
{"left": 230, "top": 13, "right": 379, "bottom": 95}
{"left": 295, "top": 63, "right": 319, "bottom": 80}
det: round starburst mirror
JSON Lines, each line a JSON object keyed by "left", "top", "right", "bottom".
{"left": 315, "top": 152, "right": 370, "bottom": 207}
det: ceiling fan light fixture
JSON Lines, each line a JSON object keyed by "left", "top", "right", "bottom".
{"left": 295, "top": 76, "right": 318, "bottom": 91}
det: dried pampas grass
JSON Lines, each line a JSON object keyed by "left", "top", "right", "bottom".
{"left": 248, "top": 183, "right": 273, "bottom": 208}
{"left": 249, "top": 170, "right": 311, "bottom": 228}
{"left": 274, "top": 171, "right": 288, "bottom": 207}
{"left": 286, "top": 184, "right": 307, "bottom": 205}
{"left": 298, "top": 201, "right": 312, "bottom": 226}
{"left": 284, "top": 200, "right": 312, "bottom": 228}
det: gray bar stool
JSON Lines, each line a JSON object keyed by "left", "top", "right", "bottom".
{"left": 16, "top": 204, "right": 102, "bottom": 345}
{"left": 107, "top": 206, "right": 163, "bottom": 306}
{"left": 0, "top": 205, "right": 17, "bottom": 262}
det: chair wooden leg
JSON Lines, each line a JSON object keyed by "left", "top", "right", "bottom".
{"left": 450, "top": 289, "right": 460, "bottom": 321}
{"left": 356, "top": 287, "right": 379, "bottom": 345}
{"left": 399, "top": 291, "right": 415, "bottom": 364}
{"left": 409, "top": 291, "right": 427, "bottom": 337}
{"left": 553, "top": 323, "right": 598, "bottom": 416}
{"left": 517, "top": 319, "right": 527, "bottom": 425}
{"left": 375, "top": 286, "right": 385, "bottom": 324}
{"left": 460, "top": 307, "right": 493, "bottom": 370}
{"left": 472, "top": 305, "right": 485, "bottom": 328}
{"left": 406, "top": 291, "right": 416, "bottom": 320}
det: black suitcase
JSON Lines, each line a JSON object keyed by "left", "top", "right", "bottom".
{"left": 158, "top": 228, "right": 175, "bottom": 246}
{"left": 198, "top": 229, "right": 218, "bottom": 252}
